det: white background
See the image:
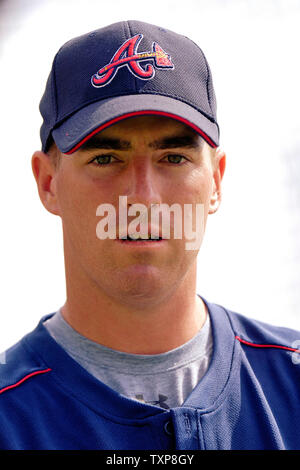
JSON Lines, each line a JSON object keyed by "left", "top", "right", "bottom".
{"left": 0, "top": 0, "right": 299, "bottom": 350}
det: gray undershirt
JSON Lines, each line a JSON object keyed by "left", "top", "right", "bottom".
{"left": 43, "top": 308, "right": 213, "bottom": 409}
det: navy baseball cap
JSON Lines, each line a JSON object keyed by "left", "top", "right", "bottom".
{"left": 40, "top": 20, "right": 219, "bottom": 154}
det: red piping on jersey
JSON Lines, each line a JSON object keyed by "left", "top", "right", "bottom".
{"left": 0, "top": 368, "right": 52, "bottom": 395}
{"left": 64, "top": 110, "right": 217, "bottom": 154}
{"left": 235, "top": 336, "right": 300, "bottom": 353}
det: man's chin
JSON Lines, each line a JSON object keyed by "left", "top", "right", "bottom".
{"left": 111, "top": 265, "right": 175, "bottom": 308}
{"left": 119, "top": 264, "right": 163, "bottom": 290}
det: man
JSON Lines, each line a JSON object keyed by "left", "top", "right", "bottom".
{"left": 0, "top": 20, "right": 300, "bottom": 451}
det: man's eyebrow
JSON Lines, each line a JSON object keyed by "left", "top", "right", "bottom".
{"left": 149, "top": 134, "right": 203, "bottom": 150}
{"left": 80, "top": 137, "right": 131, "bottom": 151}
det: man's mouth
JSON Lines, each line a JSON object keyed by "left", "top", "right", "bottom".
{"left": 119, "top": 236, "right": 163, "bottom": 242}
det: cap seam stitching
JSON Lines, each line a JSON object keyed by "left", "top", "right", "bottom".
{"left": 188, "top": 39, "right": 214, "bottom": 116}
{"left": 126, "top": 20, "right": 138, "bottom": 93}
{"left": 51, "top": 51, "right": 61, "bottom": 123}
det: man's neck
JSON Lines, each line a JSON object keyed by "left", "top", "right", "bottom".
{"left": 61, "top": 295, "right": 207, "bottom": 355}
{"left": 61, "top": 256, "right": 207, "bottom": 354}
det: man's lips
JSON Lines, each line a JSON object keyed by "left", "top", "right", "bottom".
{"left": 119, "top": 235, "right": 163, "bottom": 241}
{"left": 115, "top": 231, "right": 167, "bottom": 247}
{"left": 117, "top": 226, "right": 164, "bottom": 240}
{"left": 116, "top": 238, "right": 167, "bottom": 247}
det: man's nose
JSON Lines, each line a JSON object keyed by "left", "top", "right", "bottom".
{"left": 124, "top": 158, "right": 162, "bottom": 207}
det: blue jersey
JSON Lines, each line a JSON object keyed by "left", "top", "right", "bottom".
{"left": 1, "top": 299, "right": 300, "bottom": 450}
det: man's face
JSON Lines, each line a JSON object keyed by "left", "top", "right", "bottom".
{"left": 45, "top": 116, "right": 224, "bottom": 308}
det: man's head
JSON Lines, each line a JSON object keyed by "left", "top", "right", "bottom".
{"left": 32, "top": 21, "right": 225, "bottom": 309}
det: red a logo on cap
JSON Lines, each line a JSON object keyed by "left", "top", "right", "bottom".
{"left": 91, "top": 34, "right": 174, "bottom": 88}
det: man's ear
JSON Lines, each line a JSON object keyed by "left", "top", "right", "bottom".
{"left": 208, "top": 147, "right": 226, "bottom": 214}
{"left": 31, "top": 150, "right": 61, "bottom": 216}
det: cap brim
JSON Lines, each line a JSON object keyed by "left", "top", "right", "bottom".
{"left": 52, "top": 94, "right": 219, "bottom": 154}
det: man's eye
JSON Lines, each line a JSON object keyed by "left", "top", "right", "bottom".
{"left": 163, "top": 154, "right": 188, "bottom": 165}
{"left": 90, "top": 154, "right": 116, "bottom": 165}
{"left": 89, "top": 154, "right": 187, "bottom": 166}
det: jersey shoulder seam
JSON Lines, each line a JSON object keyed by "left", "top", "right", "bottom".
{"left": 0, "top": 368, "right": 52, "bottom": 396}
{"left": 235, "top": 335, "right": 300, "bottom": 353}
